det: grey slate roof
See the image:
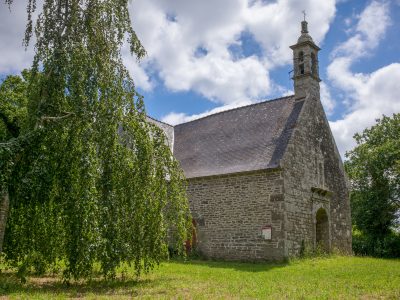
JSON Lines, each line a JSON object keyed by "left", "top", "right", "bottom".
{"left": 173, "top": 95, "right": 304, "bottom": 179}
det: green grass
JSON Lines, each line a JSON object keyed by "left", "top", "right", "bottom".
{"left": 1, "top": 256, "right": 400, "bottom": 299}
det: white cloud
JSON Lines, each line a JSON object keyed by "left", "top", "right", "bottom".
{"left": 330, "top": 63, "right": 400, "bottom": 156}
{"left": 245, "top": 0, "right": 336, "bottom": 65}
{"left": 122, "top": 45, "right": 154, "bottom": 91}
{"left": 0, "top": 2, "right": 35, "bottom": 74}
{"left": 320, "top": 82, "right": 336, "bottom": 115}
{"left": 331, "top": 1, "right": 390, "bottom": 60}
{"left": 162, "top": 100, "right": 252, "bottom": 125}
{"left": 328, "top": 1, "right": 400, "bottom": 157}
{"left": 126, "top": 0, "right": 337, "bottom": 105}
{"left": 1, "top": 0, "right": 338, "bottom": 110}
{"left": 2, "top": 0, "right": 398, "bottom": 162}
{"left": 344, "top": 17, "right": 352, "bottom": 27}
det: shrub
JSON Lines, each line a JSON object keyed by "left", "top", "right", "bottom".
{"left": 352, "top": 229, "right": 400, "bottom": 258}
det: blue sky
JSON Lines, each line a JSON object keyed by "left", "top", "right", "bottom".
{"left": 1, "top": 0, "right": 400, "bottom": 157}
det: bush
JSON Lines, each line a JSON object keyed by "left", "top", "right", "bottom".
{"left": 353, "top": 229, "right": 400, "bottom": 258}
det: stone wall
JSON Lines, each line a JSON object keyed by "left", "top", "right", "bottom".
{"left": 146, "top": 116, "right": 174, "bottom": 151}
{"left": 186, "top": 169, "right": 286, "bottom": 261}
{"left": 282, "top": 87, "right": 352, "bottom": 256}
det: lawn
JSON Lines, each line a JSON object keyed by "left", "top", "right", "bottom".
{"left": 1, "top": 256, "right": 400, "bottom": 299}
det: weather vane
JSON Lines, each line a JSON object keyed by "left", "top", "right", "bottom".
{"left": 302, "top": 10, "right": 306, "bottom": 21}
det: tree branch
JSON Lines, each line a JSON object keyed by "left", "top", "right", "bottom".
{"left": 41, "top": 112, "right": 75, "bottom": 121}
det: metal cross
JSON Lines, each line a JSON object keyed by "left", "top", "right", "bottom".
{"left": 302, "top": 10, "right": 306, "bottom": 21}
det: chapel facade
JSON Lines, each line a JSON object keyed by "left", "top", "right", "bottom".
{"left": 151, "top": 20, "right": 352, "bottom": 260}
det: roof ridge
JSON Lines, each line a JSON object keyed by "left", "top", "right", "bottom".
{"left": 174, "top": 95, "right": 295, "bottom": 127}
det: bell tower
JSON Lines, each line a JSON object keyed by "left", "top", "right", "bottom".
{"left": 290, "top": 18, "right": 321, "bottom": 100}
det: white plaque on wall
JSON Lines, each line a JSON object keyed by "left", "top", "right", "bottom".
{"left": 262, "top": 226, "right": 272, "bottom": 240}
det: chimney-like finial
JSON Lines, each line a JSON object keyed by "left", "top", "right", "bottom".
{"left": 301, "top": 11, "right": 308, "bottom": 34}
{"left": 293, "top": 10, "right": 315, "bottom": 44}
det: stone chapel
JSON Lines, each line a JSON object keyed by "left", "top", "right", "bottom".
{"left": 150, "top": 20, "right": 352, "bottom": 260}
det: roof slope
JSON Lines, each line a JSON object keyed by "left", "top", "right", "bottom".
{"left": 173, "top": 95, "right": 304, "bottom": 179}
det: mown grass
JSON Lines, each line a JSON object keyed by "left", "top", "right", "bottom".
{"left": 1, "top": 256, "right": 400, "bottom": 299}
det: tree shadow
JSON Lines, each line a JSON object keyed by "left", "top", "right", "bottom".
{"left": 0, "top": 271, "right": 171, "bottom": 298}
{"left": 0, "top": 259, "right": 290, "bottom": 297}
{"left": 170, "top": 257, "right": 289, "bottom": 273}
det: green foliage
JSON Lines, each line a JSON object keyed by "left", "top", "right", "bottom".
{"left": 352, "top": 228, "right": 400, "bottom": 258}
{"left": 345, "top": 114, "right": 400, "bottom": 256}
{"left": 0, "top": 71, "right": 29, "bottom": 141}
{"left": 1, "top": 1, "right": 191, "bottom": 281}
{"left": 298, "top": 240, "right": 331, "bottom": 259}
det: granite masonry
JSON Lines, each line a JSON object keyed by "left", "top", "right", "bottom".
{"left": 151, "top": 21, "right": 352, "bottom": 261}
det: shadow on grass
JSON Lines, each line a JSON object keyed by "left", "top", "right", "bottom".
{"left": 0, "top": 271, "right": 171, "bottom": 298}
{"left": 170, "top": 257, "right": 289, "bottom": 273}
{"left": 0, "top": 259, "right": 290, "bottom": 297}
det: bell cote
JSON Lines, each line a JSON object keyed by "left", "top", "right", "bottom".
{"left": 290, "top": 20, "right": 321, "bottom": 100}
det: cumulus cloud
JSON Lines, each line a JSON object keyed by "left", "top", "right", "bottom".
{"left": 161, "top": 99, "right": 252, "bottom": 125}
{"left": 128, "top": 0, "right": 268, "bottom": 104}
{"left": 0, "top": 1, "right": 35, "bottom": 74}
{"left": 331, "top": 1, "right": 391, "bottom": 60}
{"left": 245, "top": 0, "right": 335, "bottom": 65}
{"left": 122, "top": 45, "right": 154, "bottom": 91}
{"left": 1, "top": 0, "right": 338, "bottom": 112}
{"left": 330, "top": 63, "right": 400, "bottom": 155}
{"left": 328, "top": 1, "right": 400, "bottom": 157}
{"left": 4, "top": 1, "right": 398, "bottom": 162}
{"left": 320, "top": 82, "right": 336, "bottom": 115}
{"left": 126, "top": 0, "right": 337, "bottom": 105}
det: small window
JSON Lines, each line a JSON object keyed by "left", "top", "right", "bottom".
{"left": 299, "top": 51, "right": 304, "bottom": 62}
{"left": 311, "top": 52, "right": 317, "bottom": 75}
{"left": 299, "top": 51, "right": 304, "bottom": 75}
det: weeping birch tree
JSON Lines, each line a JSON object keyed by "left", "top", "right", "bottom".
{"left": 0, "top": 0, "right": 191, "bottom": 280}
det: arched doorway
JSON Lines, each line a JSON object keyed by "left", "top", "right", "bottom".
{"left": 315, "top": 208, "right": 330, "bottom": 252}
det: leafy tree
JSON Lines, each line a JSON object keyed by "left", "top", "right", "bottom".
{"left": 0, "top": 71, "right": 30, "bottom": 255}
{"left": 345, "top": 114, "right": 400, "bottom": 256}
{"left": 0, "top": 71, "right": 29, "bottom": 141}
{"left": 1, "top": 0, "right": 191, "bottom": 280}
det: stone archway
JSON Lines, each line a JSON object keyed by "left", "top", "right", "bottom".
{"left": 315, "top": 208, "right": 330, "bottom": 252}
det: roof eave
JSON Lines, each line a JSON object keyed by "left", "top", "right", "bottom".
{"left": 184, "top": 165, "right": 283, "bottom": 180}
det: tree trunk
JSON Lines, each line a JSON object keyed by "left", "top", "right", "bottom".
{"left": 0, "top": 189, "right": 9, "bottom": 253}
